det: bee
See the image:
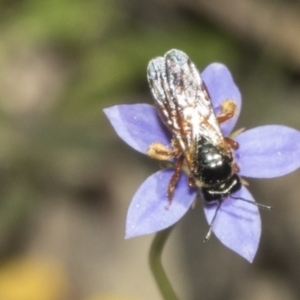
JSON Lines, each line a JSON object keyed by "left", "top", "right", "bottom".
{"left": 147, "top": 49, "right": 241, "bottom": 204}
{"left": 147, "top": 49, "right": 271, "bottom": 240}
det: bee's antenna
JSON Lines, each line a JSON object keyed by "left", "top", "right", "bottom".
{"left": 230, "top": 196, "right": 272, "bottom": 210}
{"left": 204, "top": 201, "right": 222, "bottom": 242}
{"left": 204, "top": 196, "right": 271, "bottom": 242}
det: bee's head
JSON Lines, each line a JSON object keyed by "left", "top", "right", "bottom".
{"left": 201, "top": 174, "right": 241, "bottom": 203}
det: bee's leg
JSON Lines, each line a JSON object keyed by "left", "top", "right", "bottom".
{"left": 147, "top": 142, "right": 179, "bottom": 160}
{"left": 166, "top": 155, "right": 184, "bottom": 209}
{"left": 232, "top": 162, "right": 240, "bottom": 173}
{"left": 216, "top": 99, "right": 237, "bottom": 124}
{"left": 224, "top": 137, "right": 239, "bottom": 150}
{"left": 191, "top": 196, "right": 198, "bottom": 209}
{"left": 188, "top": 176, "right": 195, "bottom": 188}
{"left": 241, "top": 177, "right": 249, "bottom": 186}
{"left": 217, "top": 113, "right": 234, "bottom": 124}
{"left": 187, "top": 177, "right": 199, "bottom": 208}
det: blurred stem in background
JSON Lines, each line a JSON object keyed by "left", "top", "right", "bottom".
{"left": 149, "top": 225, "right": 179, "bottom": 300}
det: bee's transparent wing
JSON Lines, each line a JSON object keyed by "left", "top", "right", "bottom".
{"left": 147, "top": 49, "right": 224, "bottom": 151}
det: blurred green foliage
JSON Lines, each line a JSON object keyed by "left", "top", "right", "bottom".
{"left": 1, "top": 0, "right": 243, "bottom": 118}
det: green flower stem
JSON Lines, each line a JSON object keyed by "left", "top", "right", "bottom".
{"left": 149, "top": 225, "right": 179, "bottom": 300}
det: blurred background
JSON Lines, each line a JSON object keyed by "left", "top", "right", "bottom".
{"left": 1, "top": 0, "right": 300, "bottom": 299}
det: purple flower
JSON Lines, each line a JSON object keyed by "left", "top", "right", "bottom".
{"left": 103, "top": 63, "right": 300, "bottom": 262}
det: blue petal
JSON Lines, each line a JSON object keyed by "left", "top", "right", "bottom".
{"left": 203, "top": 186, "right": 261, "bottom": 263}
{"left": 104, "top": 104, "right": 171, "bottom": 155}
{"left": 126, "top": 169, "right": 197, "bottom": 238}
{"left": 202, "top": 63, "right": 241, "bottom": 136}
{"left": 235, "top": 125, "right": 300, "bottom": 178}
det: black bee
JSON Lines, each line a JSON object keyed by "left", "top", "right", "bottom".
{"left": 146, "top": 49, "right": 271, "bottom": 240}
{"left": 147, "top": 49, "right": 240, "bottom": 204}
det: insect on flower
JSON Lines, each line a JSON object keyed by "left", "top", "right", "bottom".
{"left": 104, "top": 53, "right": 300, "bottom": 260}
{"left": 147, "top": 49, "right": 270, "bottom": 240}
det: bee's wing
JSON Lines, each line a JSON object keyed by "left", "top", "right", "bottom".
{"left": 147, "top": 49, "right": 225, "bottom": 152}
{"left": 147, "top": 56, "right": 175, "bottom": 128}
